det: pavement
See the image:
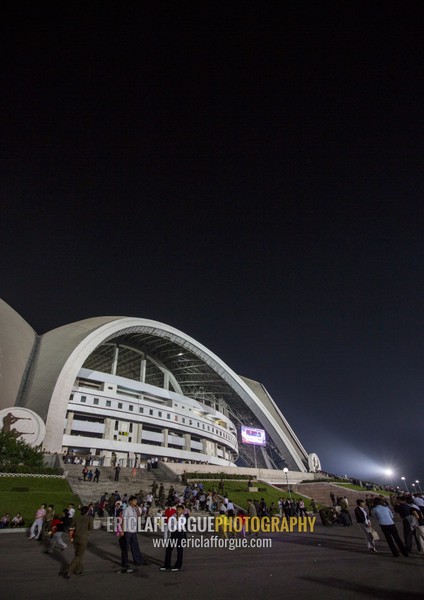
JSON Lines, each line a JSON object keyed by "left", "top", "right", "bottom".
{"left": 2, "top": 521, "right": 423, "bottom": 600}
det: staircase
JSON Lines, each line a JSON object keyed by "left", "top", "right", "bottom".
{"left": 64, "top": 464, "right": 182, "bottom": 505}
{"left": 283, "top": 481, "right": 380, "bottom": 508}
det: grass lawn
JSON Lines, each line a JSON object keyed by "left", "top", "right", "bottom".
{"left": 195, "top": 480, "right": 318, "bottom": 512}
{"left": 334, "top": 483, "right": 391, "bottom": 496}
{"left": 0, "top": 477, "right": 80, "bottom": 527}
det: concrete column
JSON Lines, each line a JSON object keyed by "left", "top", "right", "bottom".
{"left": 103, "top": 451, "right": 112, "bottom": 467}
{"left": 103, "top": 418, "right": 114, "bottom": 440}
{"left": 111, "top": 345, "right": 119, "bottom": 375}
{"left": 65, "top": 412, "right": 74, "bottom": 435}
{"left": 164, "top": 371, "right": 170, "bottom": 390}
{"left": 162, "top": 428, "right": 168, "bottom": 447}
{"left": 183, "top": 433, "right": 191, "bottom": 451}
{"left": 140, "top": 358, "right": 146, "bottom": 383}
{"left": 131, "top": 422, "right": 137, "bottom": 442}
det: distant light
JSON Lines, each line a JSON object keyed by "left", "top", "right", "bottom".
{"left": 384, "top": 468, "right": 393, "bottom": 477}
{"left": 401, "top": 477, "right": 406, "bottom": 481}
{"left": 177, "top": 352, "right": 183, "bottom": 356}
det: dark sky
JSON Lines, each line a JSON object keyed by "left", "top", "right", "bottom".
{"left": 2, "top": 2, "right": 423, "bottom": 487}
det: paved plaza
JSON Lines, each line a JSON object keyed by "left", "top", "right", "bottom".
{"left": 1, "top": 521, "right": 423, "bottom": 600}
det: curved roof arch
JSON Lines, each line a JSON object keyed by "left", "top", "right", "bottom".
{"left": 0, "top": 299, "right": 36, "bottom": 412}
{"left": 21, "top": 316, "right": 309, "bottom": 470}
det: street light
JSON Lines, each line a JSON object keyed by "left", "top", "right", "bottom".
{"left": 401, "top": 477, "right": 409, "bottom": 493}
{"left": 283, "top": 467, "right": 291, "bottom": 498}
{"left": 384, "top": 468, "right": 394, "bottom": 487}
{"left": 416, "top": 480, "right": 422, "bottom": 493}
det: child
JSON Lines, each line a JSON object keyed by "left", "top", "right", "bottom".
{"left": 48, "top": 513, "right": 67, "bottom": 552}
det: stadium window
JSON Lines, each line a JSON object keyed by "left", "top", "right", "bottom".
{"left": 167, "top": 414, "right": 171, "bottom": 419}
{"left": 81, "top": 396, "right": 86, "bottom": 403}
{"left": 93, "top": 398, "right": 99, "bottom": 405}
{"left": 149, "top": 409, "right": 154, "bottom": 416}
{"left": 158, "top": 411, "right": 162, "bottom": 417}
{"left": 129, "top": 405, "right": 134, "bottom": 411}
{"left": 118, "top": 402, "right": 123, "bottom": 409}
{"left": 139, "top": 407, "right": 144, "bottom": 413}
{"left": 106, "top": 400, "right": 111, "bottom": 407}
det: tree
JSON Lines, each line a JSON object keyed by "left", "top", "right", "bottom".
{"left": 0, "top": 429, "right": 44, "bottom": 469}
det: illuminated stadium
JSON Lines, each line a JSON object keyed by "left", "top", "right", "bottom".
{"left": 0, "top": 298, "right": 316, "bottom": 471}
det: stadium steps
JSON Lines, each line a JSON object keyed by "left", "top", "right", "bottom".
{"left": 275, "top": 481, "right": 379, "bottom": 508}
{"left": 64, "top": 464, "right": 182, "bottom": 505}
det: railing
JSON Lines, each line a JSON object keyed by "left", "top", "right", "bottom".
{"left": 0, "top": 472, "right": 66, "bottom": 479}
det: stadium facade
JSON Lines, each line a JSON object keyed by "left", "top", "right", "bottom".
{"left": 0, "top": 299, "right": 317, "bottom": 471}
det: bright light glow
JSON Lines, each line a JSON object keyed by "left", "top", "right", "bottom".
{"left": 384, "top": 468, "right": 393, "bottom": 477}
{"left": 401, "top": 477, "right": 406, "bottom": 481}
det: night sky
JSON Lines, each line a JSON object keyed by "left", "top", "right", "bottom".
{"left": 2, "top": 2, "right": 423, "bottom": 488}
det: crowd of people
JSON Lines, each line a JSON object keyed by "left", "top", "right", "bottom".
{"left": 4, "top": 473, "right": 423, "bottom": 577}
{"left": 63, "top": 451, "right": 211, "bottom": 469}
{"left": 319, "top": 490, "right": 424, "bottom": 558}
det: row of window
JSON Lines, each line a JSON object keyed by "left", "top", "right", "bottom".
{"left": 71, "top": 430, "right": 201, "bottom": 449}
{"left": 70, "top": 394, "right": 235, "bottom": 442}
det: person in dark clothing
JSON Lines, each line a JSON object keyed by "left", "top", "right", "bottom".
{"left": 63, "top": 506, "right": 93, "bottom": 578}
{"left": 160, "top": 505, "right": 187, "bottom": 571}
{"left": 354, "top": 499, "right": 376, "bottom": 552}
{"left": 373, "top": 498, "right": 408, "bottom": 558}
{"left": 395, "top": 497, "right": 421, "bottom": 553}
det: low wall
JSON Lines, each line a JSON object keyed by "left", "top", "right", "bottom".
{"left": 159, "top": 462, "right": 319, "bottom": 485}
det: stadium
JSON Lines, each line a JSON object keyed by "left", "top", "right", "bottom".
{"left": 0, "top": 298, "right": 318, "bottom": 472}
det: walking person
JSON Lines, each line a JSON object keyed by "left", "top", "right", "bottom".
{"left": 160, "top": 504, "right": 187, "bottom": 571}
{"left": 373, "top": 498, "right": 408, "bottom": 557}
{"left": 395, "top": 497, "right": 421, "bottom": 554}
{"left": 47, "top": 512, "right": 67, "bottom": 553}
{"left": 354, "top": 499, "right": 377, "bottom": 553}
{"left": 28, "top": 504, "right": 46, "bottom": 540}
{"left": 62, "top": 506, "right": 93, "bottom": 578}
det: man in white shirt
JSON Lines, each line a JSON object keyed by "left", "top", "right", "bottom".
{"left": 413, "top": 495, "right": 424, "bottom": 510}
{"left": 226, "top": 500, "right": 235, "bottom": 517}
{"left": 120, "top": 496, "right": 146, "bottom": 572}
{"left": 373, "top": 498, "right": 408, "bottom": 557}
